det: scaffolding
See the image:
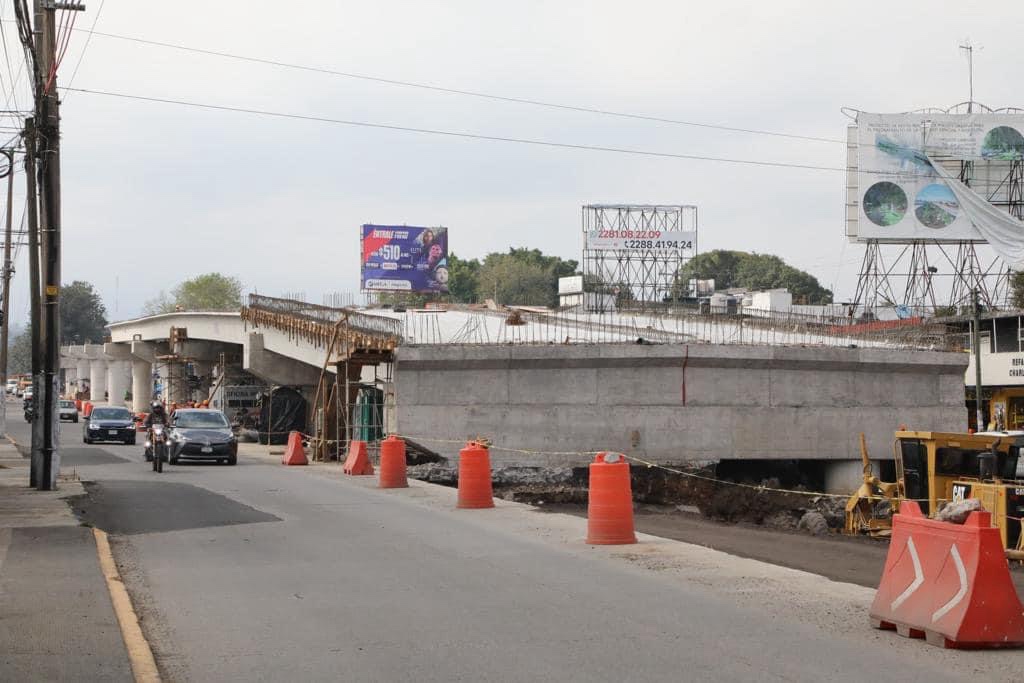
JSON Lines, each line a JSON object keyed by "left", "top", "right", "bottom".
{"left": 582, "top": 204, "right": 697, "bottom": 307}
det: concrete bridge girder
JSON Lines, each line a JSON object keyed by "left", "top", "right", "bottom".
{"left": 244, "top": 333, "right": 325, "bottom": 387}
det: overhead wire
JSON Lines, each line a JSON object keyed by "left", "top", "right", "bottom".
{"left": 64, "top": 86, "right": 953, "bottom": 178}
{"left": 56, "top": 25, "right": 846, "bottom": 146}
{"left": 63, "top": 0, "right": 104, "bottom": 94}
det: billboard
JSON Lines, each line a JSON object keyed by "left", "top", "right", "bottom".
{"left": 583, "top": 204, "right": 697, "bottom": 252}
{"left": 360, "top": 225, "right": 449, "bottom": 293}
{"left": 850, "top": 112, "right": 1024, "bottom": 243}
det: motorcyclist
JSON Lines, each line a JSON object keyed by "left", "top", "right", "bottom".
{"left": 143, "top": 400, "right": 170, "bottom": 460}
{"left": 144, "top": 400, "right": 169, "bottom": 428}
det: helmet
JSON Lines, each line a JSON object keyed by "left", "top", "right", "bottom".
{"left": 150, "top": 400, "right": 165, "bottom": 415}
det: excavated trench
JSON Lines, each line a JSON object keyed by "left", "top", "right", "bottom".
{"left": 407, "top": 459, "right": 849, "bottom": 533}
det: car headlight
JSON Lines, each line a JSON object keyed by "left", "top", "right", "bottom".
{"left": 88, "top": 423, "right": 98, "bottom": 430}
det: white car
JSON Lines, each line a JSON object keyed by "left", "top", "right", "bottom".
{"left": 22, "top": 387, "right": 33, "bottom": 401}
{"left": 5, "top": 380, "right": 16, "bottom": 394}
{"left": 58, "top": 399, "right": 78, "bottom": 423}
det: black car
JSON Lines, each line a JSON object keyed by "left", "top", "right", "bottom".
{"left": 83, "top": 406, "right": 137, "bottom": 445}
{"left": 168, "top": 409, "right": 238, "bottom": 465}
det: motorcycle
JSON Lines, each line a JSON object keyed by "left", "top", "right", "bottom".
{"left": 147, "top": 424, "right": 167, "bottom": 473}
{"left": 23, "top": 402, "right": 34, "bottom": 423}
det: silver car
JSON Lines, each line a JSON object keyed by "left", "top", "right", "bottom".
{"left": 58, "top": 399, "right": 79, "bottom": 423}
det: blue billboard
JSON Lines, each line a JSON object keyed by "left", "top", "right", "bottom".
{"left": 360, "top": 225, "right": 449, "bottom": 293}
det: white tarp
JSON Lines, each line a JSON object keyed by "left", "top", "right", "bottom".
{"left": 929, "top": 157, "right": 1024, "bottom": 269}
{"left": 854, "top": 112, "right": 1024, "bottom": 247}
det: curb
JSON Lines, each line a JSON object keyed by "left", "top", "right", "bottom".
{"left": 93, "top": 528, "right": 162, "bottom": 683}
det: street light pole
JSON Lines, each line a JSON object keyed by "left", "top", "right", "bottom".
{"left": 972, "top": 290, "right": 985, "bottom": 431}
{"left": 0, "top": 149, "right": 14, "bottom": 439}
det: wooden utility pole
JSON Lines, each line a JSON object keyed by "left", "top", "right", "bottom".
{"left": 36, "top": 1, "right": 85, "bottom": 490}
{"left": 0, "top": 148, "right": 14, "bottom": 439}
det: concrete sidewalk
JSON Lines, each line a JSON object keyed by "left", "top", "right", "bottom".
{"left": 0, "top": 439, "right": 133, "bottom": 682}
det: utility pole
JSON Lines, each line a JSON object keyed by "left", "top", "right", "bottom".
{"left": 959, "top": 41, "right": 975, "bottom": 112}
{"left": 24, "top": 119, "right": 41, "bottom": 486}
{"left": 36, "top": 1, "right": 85, "bottom": 490}
{"left": 972, "top": 289, "right": 985, "bottom": 431}
{"left": 0, "top": 149, "right": 14, "bottom": 439}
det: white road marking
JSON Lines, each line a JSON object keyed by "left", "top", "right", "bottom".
{"left": 891, "top": 536, "right": 924, "bottom": 611}
{"left": 932, "top": 544, "right": 968, "bottom": 623}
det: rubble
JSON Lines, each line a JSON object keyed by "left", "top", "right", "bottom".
{"left": 936, "top": 497, "right": 984, "bottom": 524}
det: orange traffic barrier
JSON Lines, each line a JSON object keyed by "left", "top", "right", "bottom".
{"left": 83, "top": 402, "right": 93, "bottom": 417}
{"left": 135, "top": 412, "right": 149, "bottom": 431}
{"left": 586, "top": 452, "right": 637, "bottom": 545}
{"left": 378, "top": 435, "right": 408, "bottom": 488}
{"left": 74, "top": 399, "right": 82, "bottom": 412}
{"left": 282, "top": 431, "right": 308, "bottom": 466}
{"left": 343, "top": 440, "right": 374, "bottom": 475}
{"left": 870, "top": 500, "right": 1024, "bottom": 648}
{"left": 456, "top": 442, "right": 494, "bottom": 509}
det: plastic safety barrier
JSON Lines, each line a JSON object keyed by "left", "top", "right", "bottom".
{"left": 281, "top": 431, "right": 307, "bottom": 466}
{"left": 343, "top": 440, "right": 374, "bottom": 475}
{"left": 457, "top": 442, "right": 494, "bottom": 509}
{"left": 870, "top": 500, "right": 1024, "bottom": 649}
{"left": 586, "top": 452, "right": 637, "bottom": 545}
{"left": 378, "top": 435, "right": 408, "bottom": 488}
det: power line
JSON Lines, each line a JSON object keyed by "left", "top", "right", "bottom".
{"left": 63, "top": 0, "right": 104, "bottom": 93}
{"left": 65, "top": 86, "right": 853, "bottom": 173}
{"left": 63, "top": 26, "right": 846, "bottom": 145}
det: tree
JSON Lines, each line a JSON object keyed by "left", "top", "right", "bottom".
{"left": 61, "top": 280, "right": 108, "bottom": 344}
{"left": 1010, "top": 271, "right": 1024, "bottom": 309}
{"left": 673, "top": 250, "right": 833, "bottom": 304}
{"left": 475, "top": 248, "right": 578, "bottom": 307}
{"left": 144, "top": 272, "right": 243, "bottom": 315}
{"left": 447, "top": 253, "right": 481, "bottom": 303}
{"left": 8, "top": 325, "right": 31, "bottom": 374}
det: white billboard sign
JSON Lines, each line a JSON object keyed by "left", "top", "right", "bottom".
{"left": 851, "top": 112, "right": 1024, "bottom": 243}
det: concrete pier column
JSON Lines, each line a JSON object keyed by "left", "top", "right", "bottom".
{"left": 76, "top": 360, "right": 90, "bottom": 397}
{"left": 107, "top": 361, "right": 130, "bottom": 408}
{"left": 132, "top": 360, "right": 152, "bottom": 412}
{"left": 89, "top": 360, "right": 108, "bottom": 404}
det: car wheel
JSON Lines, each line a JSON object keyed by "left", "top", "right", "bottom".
{"left": 227, "top": 455, "right": 237, "bottom": 466}
{"left": 127, "top": 437, "right": 137, "bottom": 446}
{"left": 73, "top": 417, "right": 78, "bottom": 423}
{"left": 169, "top": 454, "right": 179, "bottom": 465}
{"left": 83, "top": 437, "right": 91, "bottom": 444}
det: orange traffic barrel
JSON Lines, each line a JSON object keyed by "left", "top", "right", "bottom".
{"left": 83, "top": 402, "right": 93, "bottom": 417}
{"left": 74, "top": 399, "right": 82, "bottom": 412}
{"left": 379, "top": 435, "right": 408, "bottom": 488}
{"left": 586, "top": 452, "right": 637, "bottom": 545}
{"left": 457, "top": 442, "right": 494, "bottom": 509}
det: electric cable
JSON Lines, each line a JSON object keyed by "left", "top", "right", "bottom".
{"left": 60, "top": 26, "right": 845, "bottom": 145}
{"left": 63, "top": 86, "right": 874, "bottom": 175}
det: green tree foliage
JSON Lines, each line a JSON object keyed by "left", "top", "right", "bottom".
{"left": 475, "top": 248, "right": 578, "bottom": 307}
{"left": 144, "top": 273, "right": 243, "bottom": 315}
{"left": 61, "top": 280, "right": 109, "bottom": 343}
{"left": 447, "top": 253, "right": 481, "bottom": 303}
{"left": 8, "top": 325, "right": 32, "bottom": 374}
{"left": 1010, "top": 271, "right": 1024, "bottom": 309}
{"left": 673, "top": 250, "right": 832, "bottom": 303}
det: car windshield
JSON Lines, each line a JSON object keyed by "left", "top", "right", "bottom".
{"left": 59, "top": 400, "right": 75, "bottom": 408}
{"left": 175, "top": 411, "right": 229, "bottom": 429}
{"left": 92, "top": 408, "right": 130, "bottom": 420}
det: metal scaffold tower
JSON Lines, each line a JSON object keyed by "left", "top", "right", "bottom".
{"left": 581, "top": 204, "right": 697, "bottom": 307}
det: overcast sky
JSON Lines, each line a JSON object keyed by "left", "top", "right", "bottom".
{"left": 3, "top": 0, "right": 1022, "bottom": 322}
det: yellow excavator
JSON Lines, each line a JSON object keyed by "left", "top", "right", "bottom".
{"left": 845, "top": 430, "right": 1024, "bottom": 560}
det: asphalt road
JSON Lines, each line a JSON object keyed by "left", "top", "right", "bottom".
{"left": 8, "top": 416, "right": 1023, "bottom": 682}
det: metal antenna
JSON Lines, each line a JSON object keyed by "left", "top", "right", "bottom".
{"left": 959, "top": 40, "right": 980, "bottom": 112}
